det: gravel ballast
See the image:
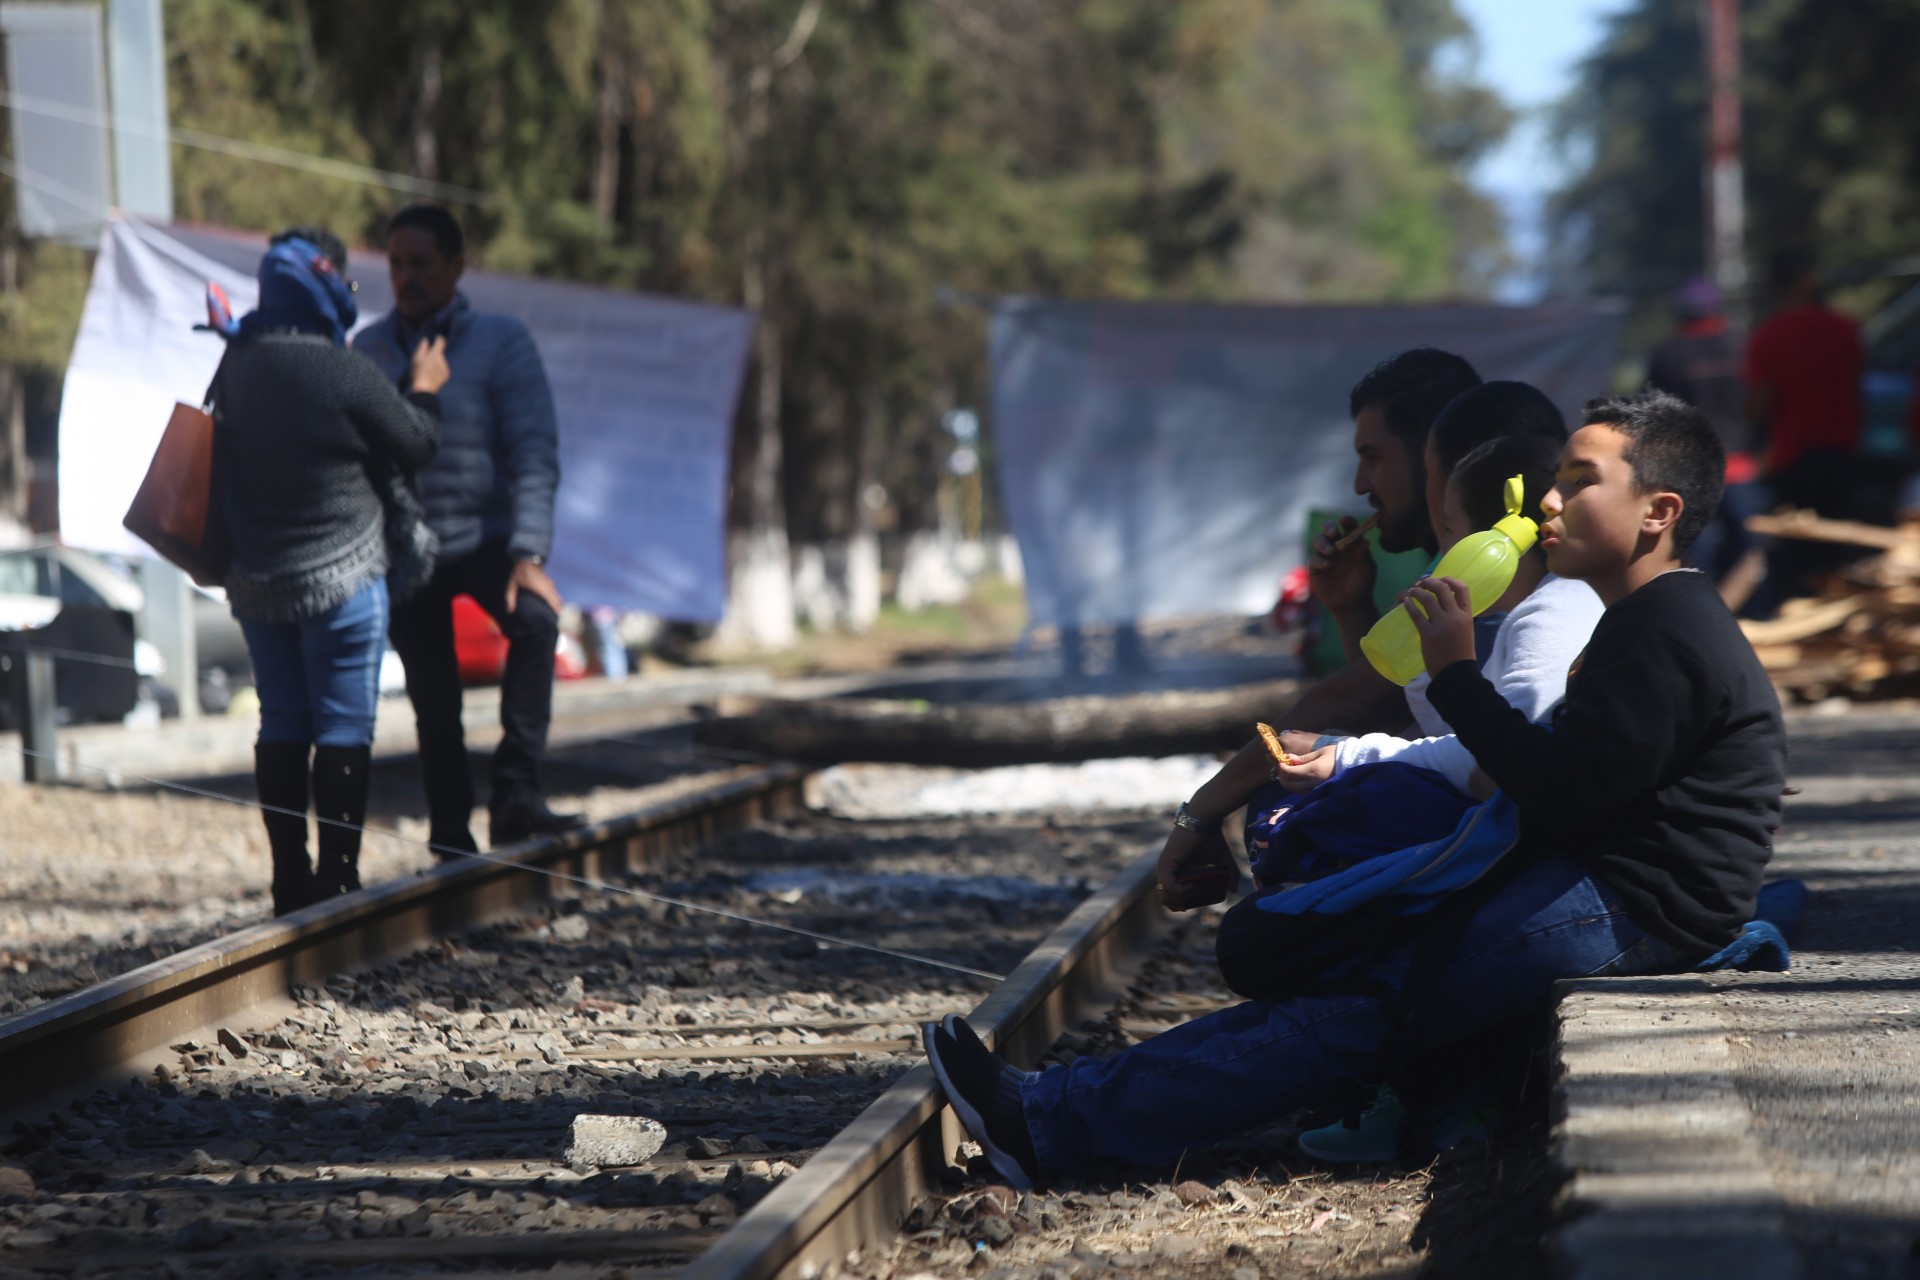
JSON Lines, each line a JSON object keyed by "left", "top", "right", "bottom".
{"left": 0, "top": 737, "right": 738, "bottom": 1015}
{"left": 0, "top": 801, "right": 1162, "bottom": 1276}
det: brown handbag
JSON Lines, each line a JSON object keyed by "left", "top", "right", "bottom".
{"left": 123, "top": 360, "right": 231, "bottom": 587}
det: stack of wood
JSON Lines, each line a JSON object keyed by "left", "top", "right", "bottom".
{"left": 1740, "top": 511, "right": 1920, "bottom": 702}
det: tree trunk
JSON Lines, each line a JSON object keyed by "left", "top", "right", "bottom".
{"left": 692, "top": 677, "right": 1303, "bottom": 766}
{"left": 714, "top": 2, "right": 825, "bottom": 652}
{"left": 628, "top": 69, "right": 656, "bottom": 206}
{"left": 710, "top": 7, "right": 821, "bottom": 652}
{"left": 840, "top": 388, "right": 883, "bottom": 632}
{"left": 411, "top": 47, "right": 442, "bottom": 182}
{"left": 592, "top": 31, "right": 623, "bottom": 226}
{"left": 715, "top": 286, "right": 796, "bottom": 649}
{"left": 719, "top": 523, "right": 797, "bottom": 649}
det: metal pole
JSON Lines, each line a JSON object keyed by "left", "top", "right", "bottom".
{"left": 106, "top": 0, "right": 175, "bottom": 220}
{"left": 138, "top": 557, "right": 199, "bottom": 719}
{"left": 6, "top": 643, "right": 57, "bottom": 782}
{"left": 1702, "top": 0, "right": 1746, "bottom": 327}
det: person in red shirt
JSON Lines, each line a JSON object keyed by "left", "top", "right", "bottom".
{"left": 1744, "top": 248, "right": 1864, "bottom": 607}
{"left": 1649, "top": 278, "right": 1757, "bottom": 584}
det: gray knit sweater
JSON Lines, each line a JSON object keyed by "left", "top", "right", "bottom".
{"left": 215, "top": 334, "right": 440, "bottom": 623}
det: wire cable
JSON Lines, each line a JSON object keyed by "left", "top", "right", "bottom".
{"left": 0, "top": 739, "right": 1008, "bottom": 983}
{"left": 0, "top": 153, "right": 107, "bottom": 211}
{"left": 0, "top": 90, "right": 491, "bottom": 207}
{"left": 0, "top": 641, "right": 143, "bottom": 671}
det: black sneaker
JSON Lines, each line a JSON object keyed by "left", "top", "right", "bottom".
{"left": 923, "top": 1018, "right": 1040, "bottom": 1190}
{"left": 942, "top": 1012, "right": 1027, "bottom": 1114}
{"left": 489, "top": 796, "right": 588, "bottom": 847}
{"left": 429, "top": 828, "right": 480, "bottom": 861}
{"left": 941, "top": 1012, "right": 992, "bottom": 1056}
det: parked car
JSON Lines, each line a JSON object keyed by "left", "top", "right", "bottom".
{"left": 376, "top": 598, "right": 588, "bottom": 697}
{"left": 0, "top": 542, "right": 142, "bottom": 629}
{"left": 451, "top": 594, "right": 588, "bottom": 686}
{"left": 0, "top": 543, "right": 252, "bottom": 716}
{"left": 0, "top": 546, "right": 142, "bottom": 726}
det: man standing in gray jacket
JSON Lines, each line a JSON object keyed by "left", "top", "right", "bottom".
{"left": 354, "top": 205, "right": 583, "bottom": 851}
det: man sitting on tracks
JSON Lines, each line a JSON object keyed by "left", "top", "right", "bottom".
{"left": 925, "top": 390, "right": 1788, "bottom": 1188}
{"left": 1266, "top": 347, "right": 1483, "bottom": 752}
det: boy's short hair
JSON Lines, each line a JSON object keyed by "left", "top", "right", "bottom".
{"left": 1429, "top": 380, "right": 1567, "bottom": 477}
{"left": 387, "top": 204, "right": 465, "bottom": 260}
{"left": 1451, "top": 434, "right": 1565, "bottom": 535}
{"left": 271, "top": 225, "right": 347, "bottom": 275}
{"left": 1348, "top": 347, "right": 1482, "bottom": 457}
{"left": 1581, "top": 390, "right": 1726, "bottom": 555}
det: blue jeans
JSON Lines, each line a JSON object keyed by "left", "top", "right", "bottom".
{"left": 1022, "top": 854, "right": 1686, "bottom": 1174}
{"left": 240, "top": 578, "right": 389, "bottom": 747}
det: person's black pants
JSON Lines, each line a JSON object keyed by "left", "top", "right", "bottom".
{"left": 1760, "top": 448, "right": 1864, "bottom": 612}
{"left": 389, "top": 543, "right": 559, "bottom": 846}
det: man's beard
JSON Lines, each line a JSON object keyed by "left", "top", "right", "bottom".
{"left": 1375, "top": 501, "right": 1434, "bottom": 555}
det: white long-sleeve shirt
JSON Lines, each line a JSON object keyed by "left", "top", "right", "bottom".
{"left": 1333, "top": 574, "right": 1605, "bottom": 794}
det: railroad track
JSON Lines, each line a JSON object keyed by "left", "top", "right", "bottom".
{"left": 0, "top": 756, "right": 1201, "bottom": 1277}
{"left": 685, "top": 847, "right": 1180, "bottom": 1280}
{"left": 0, "top": 761, "right": 809, "bottom": 1108}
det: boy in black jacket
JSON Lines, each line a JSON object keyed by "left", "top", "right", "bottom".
{"left": 925, "top": 390, "right": 1787, "bottom": 1188}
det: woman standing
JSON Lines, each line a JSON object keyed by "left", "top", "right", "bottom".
{"left": 216, "top": 228, "right": 446, "bottom": 914}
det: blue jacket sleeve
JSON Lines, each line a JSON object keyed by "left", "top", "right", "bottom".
{"left": 488, "top": 320, "right": 560, "bottom": 563}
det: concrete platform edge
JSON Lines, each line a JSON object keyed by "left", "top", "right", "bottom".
{"left": 1549, "top": 975, "right": 1803, "bottom": 1280}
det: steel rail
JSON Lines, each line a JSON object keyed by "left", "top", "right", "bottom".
{"left": 0, "top": 762, "right": 807, "bottom": 1116}
{"left": 687, "top": 847, "right": 1171, "bottom": 1280}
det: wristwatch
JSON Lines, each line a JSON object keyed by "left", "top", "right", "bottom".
{"left": 520, "top": 554, "right": 547, "bottom": 568}
{"left": 1171, "top": 802, "right": 1219, "bottom": 834}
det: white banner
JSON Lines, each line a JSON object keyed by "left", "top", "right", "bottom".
{"left": 990, "top": 298, "right": 1626, "bottom": 629}
{"left": 59, "top": 219, "right": 752, "bottom": 621}
{"left": 58, "top": 220, "right": 242, "bottom": 564}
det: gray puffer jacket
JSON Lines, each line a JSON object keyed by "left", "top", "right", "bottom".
{"left": 215, "top": 334, "right": 440, "bottom": 623}
{"left": 352, "top": 295, "right": 559, "bottom": 564}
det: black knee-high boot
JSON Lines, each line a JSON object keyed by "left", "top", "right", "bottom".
{"left": 255, "top": 742, "right": 312, "bottom": 916}
{"left": 310, "top": 745, "right": 372, "bottom": 900}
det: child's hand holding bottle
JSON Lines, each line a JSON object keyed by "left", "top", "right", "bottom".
{"left": 1404, "top": 575, "right": 1477, "bottom": 674}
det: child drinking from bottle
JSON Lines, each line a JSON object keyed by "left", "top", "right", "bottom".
{"left": 1271, "top": 434, "right": 1602, "bottom": 804}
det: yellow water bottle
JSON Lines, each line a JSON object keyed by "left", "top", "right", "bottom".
{"left": 1359, "top": 474, "right": 1540, "bottom": 686}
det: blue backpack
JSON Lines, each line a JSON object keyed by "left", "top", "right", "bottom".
{"left": 1218, "top": 785, "right": 1524, "bottom": 1000}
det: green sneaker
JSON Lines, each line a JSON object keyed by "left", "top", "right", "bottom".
{"left": 1297, "top": 1087, "right": 1406, "bottom": 1163}
{"left": 1298, "top": 1081, "right": 1506, "bottom": 1164}
{"left": 1426, "top": 1077, "right": 1505, "bottom": 1151}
